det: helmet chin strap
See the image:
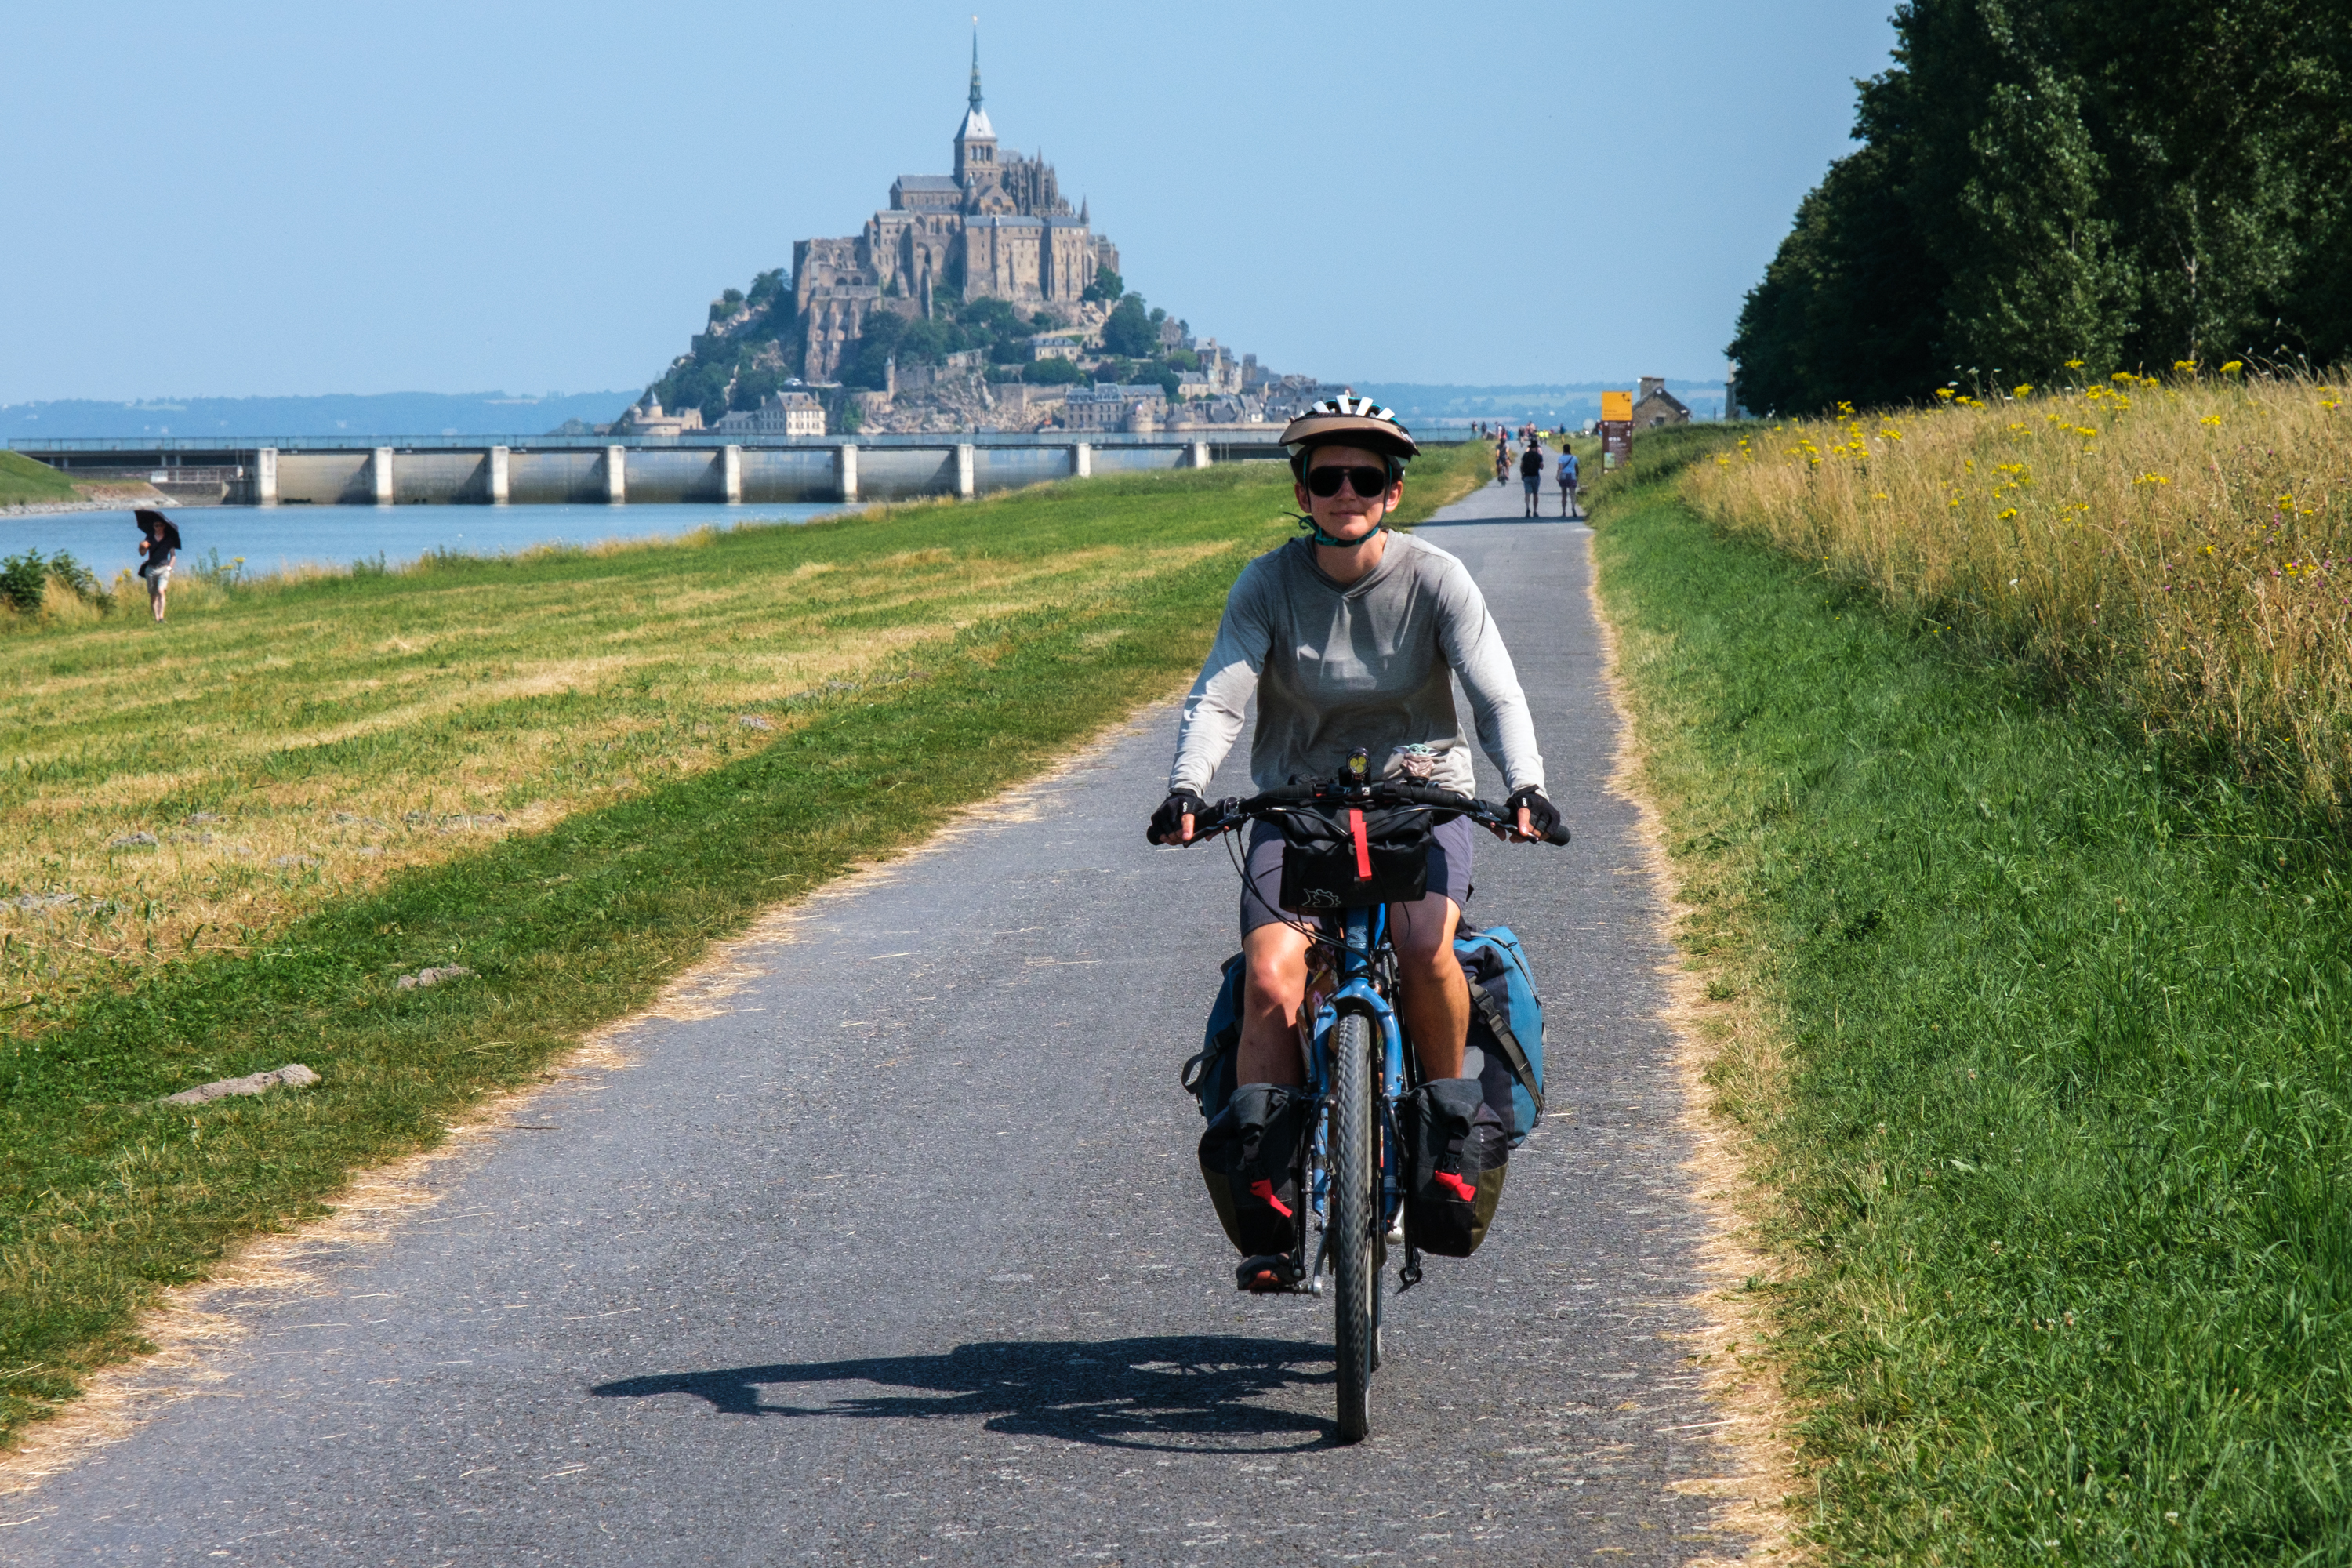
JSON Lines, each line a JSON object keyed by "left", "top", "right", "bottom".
{"left": 1295, "top": 503, "right": 1389, "bottom": 549}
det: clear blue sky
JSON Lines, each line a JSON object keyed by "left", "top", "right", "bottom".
{"left": 0, "top": 0, "right": 1897, "bottom": 403}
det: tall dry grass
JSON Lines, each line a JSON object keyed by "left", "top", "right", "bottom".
{"left": 1687, "top": 372, "right": 2352, "bottom": 804}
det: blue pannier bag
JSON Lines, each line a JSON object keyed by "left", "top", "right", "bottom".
{"left": 1181, "top": 953, "right": 1247, "bottom": 1120}
{"left": 1182, "top": 929, "right": 1544, "bottom": 1145}
{"left": 1454, "top": 924, "right": 1546, "bottom": 1145}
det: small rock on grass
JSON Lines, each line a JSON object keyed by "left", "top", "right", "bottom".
{"left": 397, "top": 964, "right": 475, "bottom": 989}
{"left": 162, "top": 1063, "right": 321, "bottom": 1106}
{"left": 738, "top": 713, "right": 775, "bottom": 730}
{"left": 109, "top": 831, "right": 159, "bottom": 848}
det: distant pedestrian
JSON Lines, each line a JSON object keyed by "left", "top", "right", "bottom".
{"left": 1556, "top": 447, "right": 1581, "bottom": 519}
{"left": 136, "top": 508, "right": 182, "bottom": 623}
{"left": 1518, "top": 440, "right": 1544, "bottom": 517}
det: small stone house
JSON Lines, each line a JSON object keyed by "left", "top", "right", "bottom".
{"left": 1632, "top": 376, "right": 1691, "bottom": 428}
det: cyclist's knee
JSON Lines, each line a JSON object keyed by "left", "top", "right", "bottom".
{"left": 1244, "top": 947, "right": 1307, "bottom": 1015}
{"left": 1388, "top": 896, "right": 1461, "bottom": 968}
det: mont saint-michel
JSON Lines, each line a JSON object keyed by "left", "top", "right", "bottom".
{"left": 633, "top": 42, "right": 1323, "bottom": 438}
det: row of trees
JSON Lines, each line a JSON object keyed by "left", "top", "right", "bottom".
{"left": 1731, "top": 0, "right": 2352, "bottom": 416}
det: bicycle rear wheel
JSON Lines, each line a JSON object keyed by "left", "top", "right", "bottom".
{"left": 1328, "top": 1008, "right": 1377, "bottom": 1443}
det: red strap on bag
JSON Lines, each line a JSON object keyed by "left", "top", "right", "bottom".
{"left": 1434, "top": 1170, "right": 1477, "bottom": 1203}
{"left": 1349, "top": 808, "right": 1372, "bottom": 882}
{"left": 1248, "top": 1178, "right": 1294, "bottom": 1219}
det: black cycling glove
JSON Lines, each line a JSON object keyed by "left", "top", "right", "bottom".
{"left": 1504, "top": 786, "right": 1563, "bottom": 840}
{"left": 1149, "top": 789, "right": 1208, "bottom": 844}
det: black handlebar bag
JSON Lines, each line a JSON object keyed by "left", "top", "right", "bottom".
{"left": 1274, "top": 803, "right": 1439, "bottom": 913}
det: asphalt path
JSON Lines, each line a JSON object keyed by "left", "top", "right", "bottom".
{"left": 8, "top": 479, "right": 1744, "bottom": 1565}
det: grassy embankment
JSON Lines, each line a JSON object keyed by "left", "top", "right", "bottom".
{"left": 0, "top": 441, "right": 1489, "bottom": 1448}
{"left": 1595, "top": 413, "right": 2352, "bottom": 1563}
{"left": 1688, "top": 374, "right": 2350, "bottom": 805}
{"left": 0, "top": 452, "right": 78, "bottom": 507}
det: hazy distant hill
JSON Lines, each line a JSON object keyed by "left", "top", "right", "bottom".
{"left": 0, "top": 390, "right": 640, "bottom": 441}
{"left": 1358, "top": 382, "right": 1728, "bottom": 424}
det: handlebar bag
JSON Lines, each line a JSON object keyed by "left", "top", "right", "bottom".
{"left": 1273, "top": 804, "right": 1436, "bottom": 913}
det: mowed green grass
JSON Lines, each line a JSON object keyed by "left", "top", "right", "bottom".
{"left": 1595, "top": 442, "right": 2352, "bottom": 1564}
{"left": 0, "top": 445, "right": 1486, "bottom": 1448}
{"left": 0, "top": 451, "right": 78, "bottom": 506}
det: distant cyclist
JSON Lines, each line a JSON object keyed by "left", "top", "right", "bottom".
{"left": 1556, "top": 445, "right": 1581, "bottom": 519}
{"left": 1152, "top": 400, "right": 1560, "bottom": 1180}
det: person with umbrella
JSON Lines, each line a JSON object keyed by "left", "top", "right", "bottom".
{"left": 136, "top": 508, "right": 182, "bottom": 623}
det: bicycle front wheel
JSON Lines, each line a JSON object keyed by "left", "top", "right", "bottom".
{"left": 1328, "top": 1007, "right": 1378, "bottom": 1443}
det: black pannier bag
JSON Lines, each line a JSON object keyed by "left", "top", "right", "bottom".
{"left": 1275, "top": 802, "right": 1439, "bottom": 913}
{"left": 1198, "top": 1083, "right": 1309, "bottom": 1255}
{"left": 1398, "top": 1077, "right": 1508, "bottom": 1257}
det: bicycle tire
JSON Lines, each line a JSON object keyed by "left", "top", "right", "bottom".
{"left": 1329, "top": 1007, "right": 1377, "bottom": 1443}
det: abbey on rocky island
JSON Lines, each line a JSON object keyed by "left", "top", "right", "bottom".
{"left": 793, "top": 41, "right": 1120, "bottom": 383}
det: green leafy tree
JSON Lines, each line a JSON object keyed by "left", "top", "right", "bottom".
{"left": 1732, "top": 0, "right": 2352, "bottom": 413}
{"left": 1944, "top": 70, "right": 2129, "bottom": 376}
{"left": 1103, "top": 294, "right": 1155, "bottom": 358}
{"left": 1083, "top": 266, "right": 1123, "bottom": 303}
{"left": 1026, "top": 356, "right": 1081, "bottom": 386}
{"left": 1730, "top": 143, "right": 1947, "bottom": 415}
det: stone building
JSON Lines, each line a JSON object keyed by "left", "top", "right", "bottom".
{"left": 1632, "top": 376, "right": 1692, "bottom": 427}
{"left": 793, "top": 38, "right": 1120, "bottom": 381}
{"left": 619, "top": 395, "right": 703, "bottom": 437}
{"left": 712, "top": 390, "right": 825, "bottom": 437}
{"left": 1062, "top": 383, "right": 1167, "bottom": 433}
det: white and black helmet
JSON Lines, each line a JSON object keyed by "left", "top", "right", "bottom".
{"left": 1281, "top": 395, "right": 1420, "bottom": 476}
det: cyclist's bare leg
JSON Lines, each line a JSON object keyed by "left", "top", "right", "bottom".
{"left": 1238, "top": 920, "right": 1312, "bottom": 1085}
{"left": 1390, "top": 892, "right": 1468, "bottom": 1078}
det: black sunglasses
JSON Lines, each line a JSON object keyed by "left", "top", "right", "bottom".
{"left": 1304, "top": 464, "right": 1393, "bottom": 499}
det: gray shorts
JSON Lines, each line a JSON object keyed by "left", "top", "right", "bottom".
{"left": 144, "top": 563, "right": 172, "bottom": 592}
{"left": 1240, "top": 815, "right": 1475, "bottom": 935}
{"left": 1521, "top": 474, "right": 1540, "bottom": 495}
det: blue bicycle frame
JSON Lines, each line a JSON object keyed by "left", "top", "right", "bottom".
{"left": 1299, "top": 903, "right": 1409, "bottom": 1273}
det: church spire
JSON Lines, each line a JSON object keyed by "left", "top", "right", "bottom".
{"left": 968, "top": 20, "right": 983, "bottom": 112}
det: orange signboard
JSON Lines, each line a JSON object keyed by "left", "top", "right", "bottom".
{"left": 1601, "top": 390, "right": 1632, "bottom": 423}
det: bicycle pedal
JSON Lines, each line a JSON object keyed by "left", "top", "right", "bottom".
{"left": 1236, "top": 1255, "right": 1308, "bottom": 1294}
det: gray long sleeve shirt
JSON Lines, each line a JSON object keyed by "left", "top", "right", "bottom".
{"left": 1168, "top": 532, "right": 1544, "bottom": 800}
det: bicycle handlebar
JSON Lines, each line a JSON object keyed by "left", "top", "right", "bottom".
{"left": 1149, "top": 781, "right": 1571, "bottom": 848}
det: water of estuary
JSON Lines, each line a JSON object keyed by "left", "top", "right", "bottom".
{"left": 1, "top": 501, "right": 866, "bottom": 582}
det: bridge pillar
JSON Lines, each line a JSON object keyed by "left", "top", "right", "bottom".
{"left": 1070, "top": 441, "right": 1091, "bottom": 479}
{"left": 488, "top": 447, "right": 510, "bottom": 506}
{"left": 835, "top": 442, "right": 858, "bottom": 503}
{"left": 255, "top": 448, "right": 278, "bottom": 506}
{"left": 604, "top": 445, "right": 626, "bottom": 504}
{"left": 1189, "top": 441, "right": 1212, "bottom": 470}
{"left": 721, "top": 444, "right": 742, "bottom": 504}
{"left": 956, "top": 443, "right": 976, "bottom": 499}
{"left": 372, "top": 448, "right": 395, "bottom": 506}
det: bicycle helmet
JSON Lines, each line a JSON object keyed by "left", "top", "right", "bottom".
{"left": 1281, "top": 395, "right": 1419, "bottom": 481}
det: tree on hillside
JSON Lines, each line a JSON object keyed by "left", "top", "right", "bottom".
{"left": 1083, "top": 266, "right": 1123, "bottom": 303}
{"left": 1103, "top": 294, "right": 1155, "bottom": 358}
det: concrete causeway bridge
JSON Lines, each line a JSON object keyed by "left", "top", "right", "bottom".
{"left": 5, "top": 431, "right": 1305, "bottom": 506}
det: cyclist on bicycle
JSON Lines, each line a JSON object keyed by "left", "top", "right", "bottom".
{"left": 1151, "top": 398, "right": 1562, "bottom": 1103}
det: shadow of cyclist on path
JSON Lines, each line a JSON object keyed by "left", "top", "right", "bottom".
{"left": 590, "top": 1334, "right": 1339, "bottom": 1452}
